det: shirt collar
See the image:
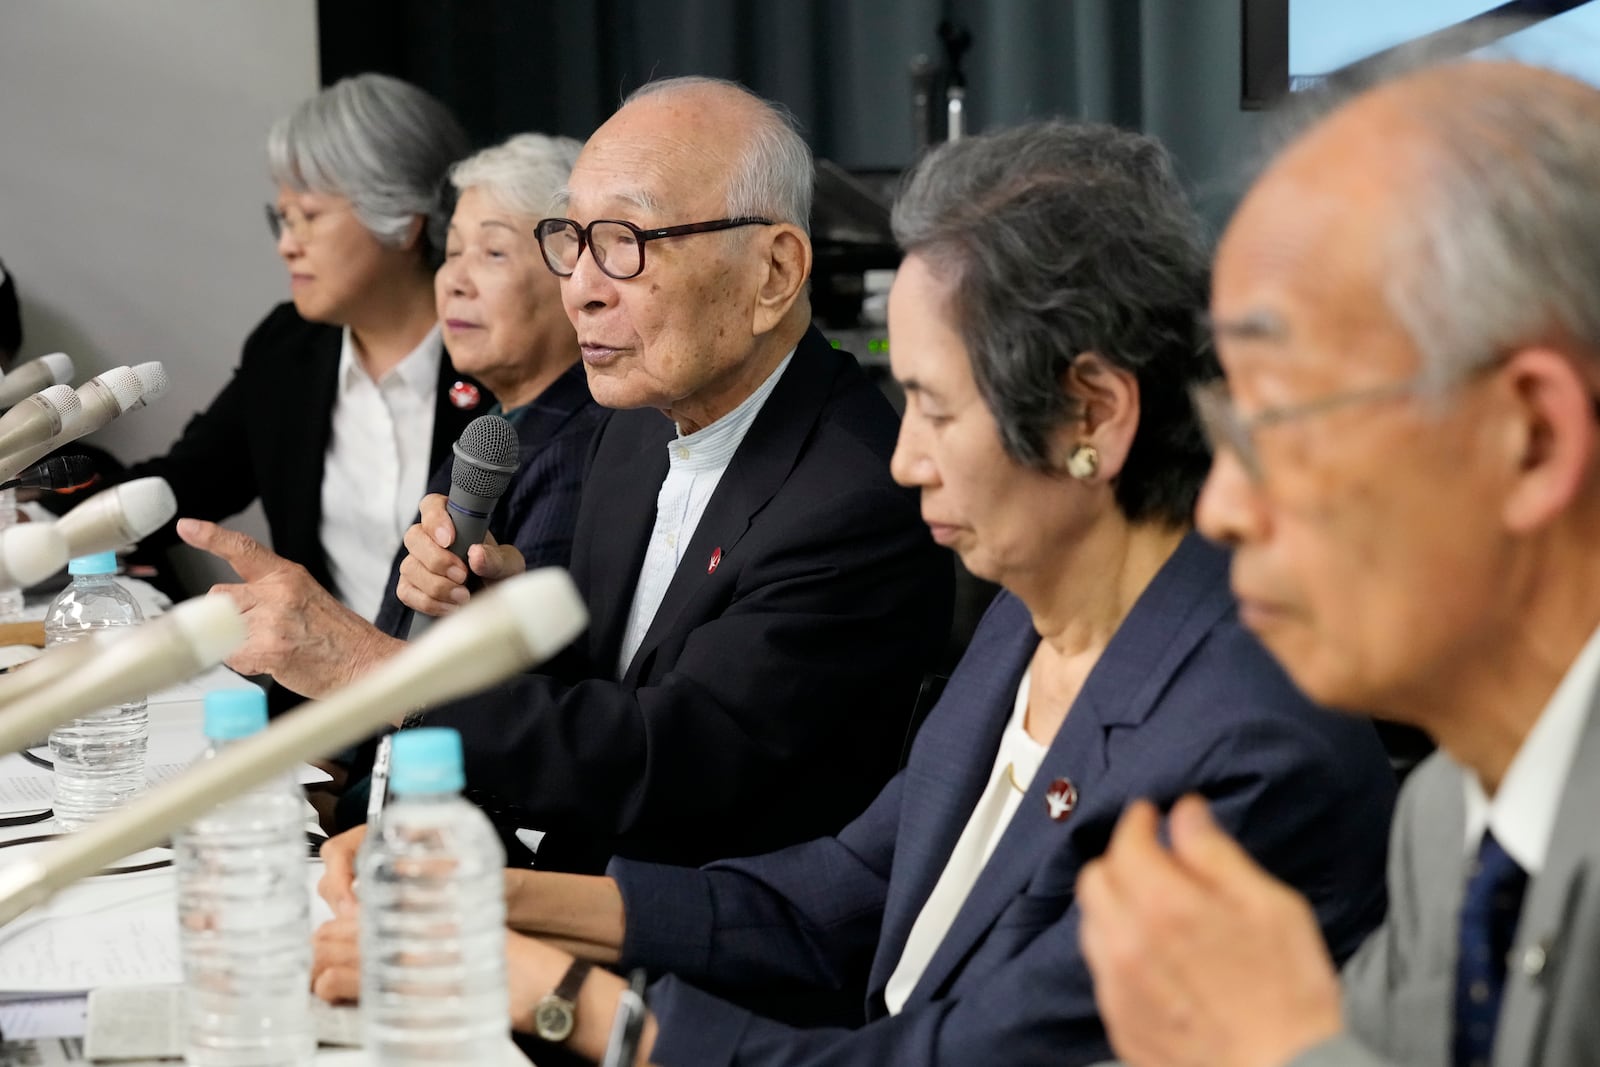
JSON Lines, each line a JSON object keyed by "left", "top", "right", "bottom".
{"left": 1464, "top": 620, "right": 1600, "bottom": 874}
{"left": 667, "top": 349, "right": 795, "bottom": 474}
{"left": 336, "top": 324, "right": 443, "bottom": 396}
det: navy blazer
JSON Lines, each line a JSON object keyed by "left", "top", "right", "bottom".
{"left": 610, "top": 534, "right": 1397, "bottom": 1066}
{"left": 413, "top": 328, "right": 955, "bottom": 875}
{"left": 371, "top": 361, "right": 604, "bottom": 639}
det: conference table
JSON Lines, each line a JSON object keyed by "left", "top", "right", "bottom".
{"left": 0, "top": 580, "right": 532, "bottom": 1065}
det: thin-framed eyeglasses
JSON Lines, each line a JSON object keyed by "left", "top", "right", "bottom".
{"left": 1190, "top": 358, "right": 1506, "bottom": 484}
{"left": 534, "top": 216, "right": 774, "bottom": 281}
{"left": 264, "top": 202, "right": 349, "bottom": 242}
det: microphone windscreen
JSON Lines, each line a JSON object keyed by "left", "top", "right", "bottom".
{"left": 130, "top": 361, "right": 170, "bottom": 406}
{"left": 56, "top": 477, "right": 177, "bottom": 557}
{"left": 451, "top": 414, "right": 519, "bottom": 499}
{"left": 92, "top": 366, "right": 144, "bottom": 414}
{"left": 0, "top": 522, "right": 68, "bottom": 587}
{"left": 37, "top": 352, "right": 74, "bottom": 385}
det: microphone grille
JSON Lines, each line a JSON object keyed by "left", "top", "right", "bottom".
{"left": 94, "top": 366, "right": 144, "bottom": 412}
{"left": 38, "top": 383, "right": 83, "bottom": 419}
{"left": 131, "top": 361, "right": 171, "bottom": 402}
{"left": 451, "top": 415, "right": 520, "bottom": 499}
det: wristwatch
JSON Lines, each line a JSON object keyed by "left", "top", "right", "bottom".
{"left": 534, "top": 958, "right": 594, "bottom": 1043}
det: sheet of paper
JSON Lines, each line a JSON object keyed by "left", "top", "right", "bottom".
{"left": 0, "top": 761, "right": 329, "bottom": 814}
{"left": 0, "top": 903, "right": 181, "bottom": 995}
{"left": 82, "top": 986, "right": 182, "bottom": 1061}
{"left": 145, "top": 665, "right": 256, "bottom": 707}
{"left": 0, "top": 996, "right": 88, "bottom": 1040}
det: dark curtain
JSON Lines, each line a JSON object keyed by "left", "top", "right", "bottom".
{"left": 318, "top": 0, "right": 1265, "bottom": 227}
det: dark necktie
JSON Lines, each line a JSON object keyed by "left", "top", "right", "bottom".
{"left": 1453, "top": 830, "right": 1530, "bottom": 1067}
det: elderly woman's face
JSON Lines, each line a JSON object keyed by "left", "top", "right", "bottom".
{"left": 436, "top": 187, "right": 572, "bottom": 402}
{"left": 889, "top": 254, "right": 1088, "bottom": 589}
{"left": 273, "top": 186, "right": 392, "bottom": 325}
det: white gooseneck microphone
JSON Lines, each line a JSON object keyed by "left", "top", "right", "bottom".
{"left": 0, "top": 353, "right": 75, "bottom": 411}
{"left": 1, "top": 365, "right": 160, "bottom": 480}
{"left": 55, "top": 477, "right": 177, "bottom": 557}
{"left": 0, "top": 637, "right": 102, "bottom": 710}
{"left": 0, "top": 522, "right": 69, "bottom": 590}
{"left": 0, "top": 594, "right": 245, "bottom": 759}
{"left": 0, "top": 385, "right": 82, "bottom": 481}
{"left": 0, "top": 567, "right": 587, "bottom": 926}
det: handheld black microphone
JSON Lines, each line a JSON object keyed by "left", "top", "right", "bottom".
{"left": 0, "top": 454, "right": 96, "bottom": 493}
{"left": 406, "top": 414, "right": 519, "bottom": 640}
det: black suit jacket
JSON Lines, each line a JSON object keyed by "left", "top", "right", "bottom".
{"left": 117, "top": 302, "right": 484, "bottom": 597}
{"left": 413, "top": 327, "right": 955, "bottom": 875}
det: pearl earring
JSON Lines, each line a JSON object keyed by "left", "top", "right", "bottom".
{"left": 1066, "top": 444, "right": 1099, "bottom": 480}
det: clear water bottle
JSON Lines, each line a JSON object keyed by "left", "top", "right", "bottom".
{"left": 0, "top": 488, "right": 23, "bottom": 618}
{"left": 174, "top": 687, "right": 314, "bottom": 1067}
{"left": 45, "top": 551, "right": 147, "bottom": 828}
{"left": 359, "top": 728, "right": 508, "bottom": 1063}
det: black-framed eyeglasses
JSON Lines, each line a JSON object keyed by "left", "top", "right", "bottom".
{"left": 534, "top": 216, "right": 774, "bottom": 281}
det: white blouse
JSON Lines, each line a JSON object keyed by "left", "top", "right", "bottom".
{"left": 884, "top": 667, "right": 1047, "bottom": 1014}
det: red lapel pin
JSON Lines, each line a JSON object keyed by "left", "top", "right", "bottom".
{"left": 707, "top": 547, "right": 723, "bottom": 574}
{"left": 1044, "top": 777, "right": 1078, "bottom": 822}
{"left": 449, "top": 380, "right": 481, "bottom": 409}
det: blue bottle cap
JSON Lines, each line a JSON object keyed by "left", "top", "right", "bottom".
{"left": 390, "top": 728, "right": 465, "bottom": 795}
{"left": 204, "top": 687, "right": 268, "bottom": 741}
{"left": 67, "top": 551, "right": 118, "bottom": 576}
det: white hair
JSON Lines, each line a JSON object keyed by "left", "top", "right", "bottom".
{"left": 267, "top": 73, "right": 469, "bottom": 266}
{"left": 1379, "top": 64, "right": 1600, "bottom": 389}
{"left": 623, "top": 76, "right": 814, "bottom": 235}
{"left": 449, "top": 133, "right": 584, "bottom": 220}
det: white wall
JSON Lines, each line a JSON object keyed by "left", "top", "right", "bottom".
{"left": 0, "top": 0, "right": 319, "bottom": 574}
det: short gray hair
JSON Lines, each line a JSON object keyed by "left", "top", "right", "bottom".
{"left": 1375, "top": 64, "right": 1600, "bottom": 386}
{"left": 449, "top": 133, "right": 584, "bottom": 220}
{"left": 623, "top": 76, "right": 814, "bottom": 235}
{"left": 268, "top": 73, "right": 469, "bottom": 268}
{"left": 892, "top": 120, "right": 1215, "bottom": 526}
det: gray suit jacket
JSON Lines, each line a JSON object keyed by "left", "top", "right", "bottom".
{"left": 1295, "top": 671, "right": 1600, "bottom": 1067}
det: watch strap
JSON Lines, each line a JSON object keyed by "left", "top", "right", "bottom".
{"left": 554, "top": 957, "right": 594, "bottom": 1005}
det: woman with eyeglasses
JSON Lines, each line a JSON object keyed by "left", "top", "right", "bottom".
{"left": 67, "top": 74, "right": 477, "bottom": 629}
{"left": 311, "top": 120, "right": 1400, "bottom": 1066}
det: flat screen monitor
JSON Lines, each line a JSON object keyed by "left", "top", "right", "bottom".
{"left": 1243, "top": 0, "right": 1600, "bottom": 108}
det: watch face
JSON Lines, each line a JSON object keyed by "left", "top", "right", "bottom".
{"left": 535, "top": 996, "right": 575, "bottom": 1043}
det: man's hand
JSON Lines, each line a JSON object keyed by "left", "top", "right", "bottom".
{"left": 311, "top": 910, "right": 361, "bottom": 1003}
{"left": 316, "top": 824, "right": 368, "bottom": 915}
{"left": 177, "top": 519, "right": 403, "bottom": 698}
{"left": 395, "top": 494, "right": 525, "bottom": 618}
{"left": 1077, "top": 796, "right": 1345, "bottom": 1067}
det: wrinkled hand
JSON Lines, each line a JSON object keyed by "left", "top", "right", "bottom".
{"left": 311, "top": 909, "right": 361, "bottom": 1004}
{"left": 316, "top": 824, "right": 367, "bottom": 916}
{"left": 395, "top": 494, "right": 525, "bottom": 618}
{"left": 1077, "top": 796, "right": 1344, "bottom": 1067}
{"left": 177, "top": 519, "right": 402, "bottom": 698}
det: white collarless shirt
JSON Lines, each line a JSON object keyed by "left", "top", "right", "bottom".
{"left": 885, "top": 667, "right": 1048, "bottom": 1014}
{"left": 1462, "top": 621, "right": 1600, "bottom": 874}
{"left": 615, "top": 351, "right": 794, "bottom": 679}
{"left": 319, "top": 325, "right": 441, "bottom": 622}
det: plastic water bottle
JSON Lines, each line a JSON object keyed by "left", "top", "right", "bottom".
{"left": 0, "top": 488, "right": 23, "bottom": 618}
{"left": 359, "top": 728, "right": 508, "bottom": 1063}
{"left": 174, "top": 687, "right": 314, "bottom": 1067}
{"left": 45, "top": 551, "right": 147, "bottom": 828}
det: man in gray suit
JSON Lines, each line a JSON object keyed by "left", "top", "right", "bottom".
{"left": 1075, "top": 60, "right": 1600, "bottom": 1067}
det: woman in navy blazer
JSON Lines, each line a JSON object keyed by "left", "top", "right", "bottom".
{"left": 313, "top": 120, "right": 1398, "bottom": 1066}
